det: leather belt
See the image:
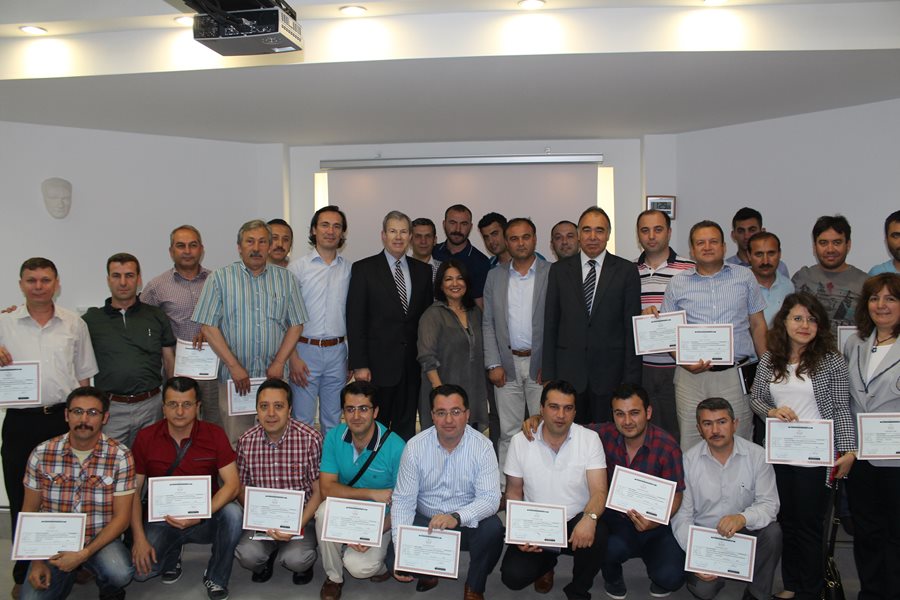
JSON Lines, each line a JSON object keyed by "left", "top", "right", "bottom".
{"left": 14, "top": 403, "right": 66, "bottom": 415}
{"left": 708, "top": 364, "right": 737, "bottom": 372}
{"left": 298, "top": 336, "right": 345, "bottom": 347}
{"left": 109, "top": 387, "right": 161, "bottom": 404}
{"left": 511, "top": 349, "right": 532, "bottom": 357}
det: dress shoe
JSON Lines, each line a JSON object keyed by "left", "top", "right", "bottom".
{"left": 293, "top": 567, "right": 315, "bottom": 585}
{"left": 416, "top": 576, "right": 439, "bottom": 592}
{"left": 463, "top": 583, "right": 485, "bottom": 600}
{"left": 320, "top": 578, "right": 343, "bottom": 600}
{"left": 370, "top": 571, "right": 392, "bottom": 583}
{"left": 534, "top": 569, "right": 554, "bottom": 594}
{"left": 251, "top": 551, "right": 277, "bottom": 583}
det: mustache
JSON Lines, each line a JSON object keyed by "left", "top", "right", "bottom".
{"left": 248, "top": 251, "right": 263, "bottom": 258}
{"left": 75, "top": 424, "right": 94, "bottom": 431}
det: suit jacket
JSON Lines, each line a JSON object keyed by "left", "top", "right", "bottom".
{"left": 542, "top": 252, "right": 642, "bottom": 394}
{"left": 346, "top": 253, "right": 433, "bottom": 387}
{"left": 482, "top": 258, "right": 550, "bottom": 381}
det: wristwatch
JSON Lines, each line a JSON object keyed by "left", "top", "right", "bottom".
{"left": 450, "top": 512, "right": 462, "bottom": 527}
{"left": 585, "top": 512, "right": 598, "bottom": 521}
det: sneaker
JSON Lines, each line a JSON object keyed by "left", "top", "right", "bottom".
{"left": 161, "top": 547, "right": 183, "bottom": 584}
{"left": 649, "top": 583, "right": 671, "bottom": 598}
{"left": 204, "top": 576, "right": 229, "bottom": 600}
{"left": 604, "top": 579, "right": 627, "bottom": 600}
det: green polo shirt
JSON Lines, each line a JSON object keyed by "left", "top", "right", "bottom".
{"left": 320, "top": 422, "right": 405, "bottom": 491}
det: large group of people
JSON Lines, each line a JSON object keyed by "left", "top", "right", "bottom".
{"left": 1, "top": 202, "right": 899, "bottom": 600}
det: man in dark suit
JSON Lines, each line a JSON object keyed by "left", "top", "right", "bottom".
{"left": 543, "top": 206, "right": 642, "bottom": 424}
{"left": 347, "top": 210, "right": 433, "bottom": 440}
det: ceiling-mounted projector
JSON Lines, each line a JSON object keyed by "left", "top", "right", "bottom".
{"left": 183, "top": 0, "right": 301, "bottom": 56}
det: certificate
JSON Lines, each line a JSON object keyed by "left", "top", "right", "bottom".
{"left": 837, "top": 326, "right": 858, "bottom": 353}
{"left": 227, "top": 377, "right": 266, "bottom": 416}
{"left": 11, "top": 513, "right": 86, "bottom": 560}
{"left": 857, "top": 413, "right": 900, "bottom": 460}
{"left": 676, "top": 324, "right": 734, "bottom": 365}
{"left": 765, "top": 419, "right": 834, "bottom": 466}
{"left": 605, "top": 466, "right": 678, "bottom": 525}
{"left": 395, "top": 525, "right": 461, "bottom": 579}
{"left": 632, "top": 311, "right": 687, "bottom": 355}
{"left": 0, "top": 361, "right": 41, "bottom": 407}
{"left": 148, "top": 475, "right": 212, "bottom": 521}
{"left": 320, "top": 497, "right": 386, "bottom": 547}
{"left": 243, "top": 487, "right": 305, "bottom": 536}
{"left": 685, "top": 525, "right": 756, "bottom": 582}
{"left": 504, "top": 500, "right": 567, "bottom": 548}
{"left": 174, "top": 339, "right": 220, "bottom": 380}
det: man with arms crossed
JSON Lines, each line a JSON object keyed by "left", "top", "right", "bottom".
{"left": 192, "top": 219, "right": 308, "bottom": 444}
{"left": 671, "top": 398, "right": 781, "bottom": 600}
{"left": 660, "top": 221, "right": 767, "bottom": 448}
{"left": 287, "top": 205, "right": 351, "bottom": 434}
{"left": 869, "top": 210, "right": 900, "bottom": 275}
{"left": 316, "top": 381, "right": 406, "bottom": 600}
{"left": 20, "top": 386, "right": 134, "bottom": 600}
{"left": 500, "top": 380, "right": 608, "bottom": 600}
{"left": 391, "top": 384, "right": 503, "bottom": 600}
{"left": 130, "top": 377, "right": 242, "bottom": 600}
{"left": 235, "top": 378, "right": 323, "bottom": 586}
{"left": 0, "top": 257, "right": 98, "bottom": 596}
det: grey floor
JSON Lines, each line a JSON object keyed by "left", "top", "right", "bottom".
{"left": 0, "top": 515, "right": 860, "bottom": 600}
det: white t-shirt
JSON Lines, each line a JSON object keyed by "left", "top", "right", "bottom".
{"left": 770, "top": 363, "right": 820, "bottom": 421}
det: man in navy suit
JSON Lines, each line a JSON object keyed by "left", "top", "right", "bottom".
{"left": 346, "top": 210, "right": 433, "bottom": 440}
{"left": 543, "top": 206, "right": 642, "bottom": 424}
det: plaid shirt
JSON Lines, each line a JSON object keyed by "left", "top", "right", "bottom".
{"left": 237, "top": 419, "right": 322, "bottom": 496}
{"left": 24, "top": 433, "right": 135, "bottom": 541}
{"left": 141, "top": 267, "right": 211, "bottom": 340}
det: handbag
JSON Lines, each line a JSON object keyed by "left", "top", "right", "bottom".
{"left": 822, "top": 480, "right": 845, "bottom": 600}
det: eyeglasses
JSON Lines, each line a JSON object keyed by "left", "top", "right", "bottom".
{"left": 164, "top": 401, "right": 198, "bottom": 410}
{"left": 788, "top": 315, "right": 818, "bottom": 324}
{"left": 431, "top": 408, "right": 467, "bottom": 419}
{"left": 69, "top": 408, "right": 104, "bottom": 417}
{"left": 343, "top": 405, "right": 373, "bottom": 414}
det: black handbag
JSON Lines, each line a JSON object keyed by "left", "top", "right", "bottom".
{"left": 822, "top": 481, "right": 845, "bottom": 600}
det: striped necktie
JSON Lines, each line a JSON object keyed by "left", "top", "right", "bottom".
{"left": 394, "top": 259, "right": 408, "bottom": 315}
{"left": 584, "top": 259, "right": 597, "bottom": 314}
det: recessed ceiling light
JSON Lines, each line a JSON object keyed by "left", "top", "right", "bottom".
{"left": 703, "top": 0, "right": 727, "bottom": 5}
{"left": 174, "top": 16, "right": 194, "bottom": 26}
{"left": 19, "top": 25, "right": 48, "bottom": 35}
{"left": 518, "top": 0, "right": 546, "bottom": 9}
{"left": 340, "top": 5, "right": 367, "bottom": 17}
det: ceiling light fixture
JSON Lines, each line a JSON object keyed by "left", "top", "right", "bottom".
{"left": 174, "top": 16, "right": 194, "bottom": 26}
{"left": 19, "top": 25, "right": 48, "bottom": 35}
{"left": 703, "top": 0, "right": 727, "bottom": 5}
{"left": 518, "top": 0, "right": 546, "bottom": 9}
{"left": 340, "top": 6, "right": 367, "bottom": 17}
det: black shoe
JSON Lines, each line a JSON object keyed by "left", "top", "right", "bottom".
{"left": 251, "top": 551, "right": 277, "bottom": 583}
{"left": 292, "top": 567, "right": 314, "bottom": 585}
{"left": 416, "top": 577, "right": 439, "bottom": 592}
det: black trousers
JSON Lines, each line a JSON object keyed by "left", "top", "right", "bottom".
{"left": 374, "top": 360, "right": 420, "bottom": 441}
{"left": 574, "top": 387, "right": 612, "bottom": 425}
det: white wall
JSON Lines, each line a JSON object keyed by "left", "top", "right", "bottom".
{"left": 673, "top": 98, "right": 900, "bottom": 274}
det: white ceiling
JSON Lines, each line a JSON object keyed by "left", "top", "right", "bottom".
{"left": 1, "top": 0, "right": 899, "bottom": 146}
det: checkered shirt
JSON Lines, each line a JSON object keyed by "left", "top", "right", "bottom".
{"left": 237, "top": 419, "right": 323, "bottom": 496}
{"left": 24, "top": 433, "right": 135, "bottom": 541}
{"left": 589, "top": 421, "right": 685, "bottom": 492}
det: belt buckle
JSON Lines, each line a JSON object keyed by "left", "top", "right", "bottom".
{"left": 42, "top": 405, "right": 55, "bottom": 415}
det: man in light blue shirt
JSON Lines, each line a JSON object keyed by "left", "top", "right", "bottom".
{"left": 287, "top": 206, "right": 351, "bottom": 434}
{"left": 869, "top": 210, "right": 900, "bottom": 275}
{"left": 747, "top": 232, "right": 794, "bottom": 326}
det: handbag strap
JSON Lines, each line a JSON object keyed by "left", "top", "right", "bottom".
{"left": 825, "top": 480, "right": 841, "bottom": 558}
{"left": 165, "top": 438, "right": 193, "bottom": 477}
{"left": 346, "top": 427, "right": 392, "bottom": 488}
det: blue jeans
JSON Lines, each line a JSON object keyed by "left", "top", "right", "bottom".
{"left": 21, "top": 540, "right": 133, "bottom": 600}
{"left": 600, "top": 513, "right": 684, "bottom": 592}
{"left": 133, "top": 502, "right": 243, "bottom": 588}
{"left": 290, "top": 341, "right": 348, "bottom": 435}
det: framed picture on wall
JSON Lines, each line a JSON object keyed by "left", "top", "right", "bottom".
{"left": 646, "top": 195, "right": 676, "bottom": 219}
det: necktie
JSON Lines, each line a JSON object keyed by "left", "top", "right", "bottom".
{"left": 394, "top": 259, "right": 408, "bottom": 314}
{"left": 584, "top": 259, "right": 597, "bottom": 314}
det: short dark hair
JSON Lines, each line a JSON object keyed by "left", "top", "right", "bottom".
{"left": 636, "top": 209, "right": 671, "bottom": 229}
{"left": 689, "top": 220, "right": 725, "bottom": 246}
{"left": 748, "top": 231, "right": 781, "bottom": 252}
{"left": 20, "top": 257, "right": 58, "bottom": 278}
{"left": 578, "top": 206, "right": 612, "bottom": 231}
{"left": 696, "top": 397, "right": 734, "bottom": 421}
{"left": 429, "top": 383, "right": 469, "bottom": 410}
{"left": 812, "top": 215, "right": 851, "bottom": 242}
{"left": 66, "top": 386, "right": 110, "bottom": 412}
{"left": 444, "top": 204, "right": 472, "bottom": 219}
{"left": 505, "top": 217, "right": 536, "bottom": 237}
{"left": 884, "top": 210, "right": 900, "bottom": 236}
{"left": 856, "top": 273, "right": 900, "bottom": 339}
{"left": 308, "top": 205, "right": 348, "bottom": 248}
{"left": 434, "top": 259, "right": 476, "bottom": 310}
{"left": 551, "top": 220, "right": 577, "bottom": 234}
{"left": 731, "top": 207, "right": 763, "bottom": 229}
{"left": 477, "top": 212, "right": 507, "bottom": 230}
{"left": 256, "top": 378, "right": 292, "bottom": 409}
{"left": 611, "top": 383, "right": 650, "bottom": 410}
{"left": 163, "top": 376, "right": 201, "bottom": 403}
{"left": 540, "top": 380, "right": 577, "bottom": 406}
{"left": 106, "top": 252, "right": 140, "bottom": 275}
{"left": 411, "top": 217, "right": 437, "bottom": 236}
{"left": 267, "top": 218, "right": 294, "bottom": 238}
{"left": 341, "top": 380, "right": 379, "bottom": 409}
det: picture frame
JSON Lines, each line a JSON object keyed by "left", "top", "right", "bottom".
{"left": 646, "top": 195, "right": 676, "bottom": 220}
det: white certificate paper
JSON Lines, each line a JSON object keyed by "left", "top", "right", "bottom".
{"left": 320, "top": 497, "right": 386, "bottom": 547}
{"left": 504, "top": 500, "right": 568, "bottom": 548}
{"left": 11, "top": 512, "right": 86, "bottom": 560}
{"left": 605, "top": 466, "right": 678, "bottom": 525}
{"left": 227, "top": 377, "right": 266, "bottom": 416}
{"left": 685, "top": 525, "right": 756, "bottom": 582}
{"left": 676, "top": 324, "right": 734, "bottom": 365}
{"left": 148, "top": 475, "right": 212, "bottom": 521}
{"left": 396, "top": 525, "right": 461, "bottom": 579}
{"left": 632, "top": 311, "right": 687, "bottom": 355}
{"left": 765, "top": 419, "right": 834, "bottom": 466}
{"left": 243, "top": 487, "right": 305, "bottom": 535}
{"left": 174, "top": 339, "right": 220, "bottom": 380}
{"left": 0, "top": 361, "right": 41, "bottom": 407}
{"left": 857, "top": 413, "right": 900, "bottom": 460}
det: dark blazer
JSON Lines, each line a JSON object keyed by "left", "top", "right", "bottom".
{"left": 346, "top": 252, "right": 433, "bottom": 387}
{"left": 542, "top": 252, "right": 642, "bottom": 394}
